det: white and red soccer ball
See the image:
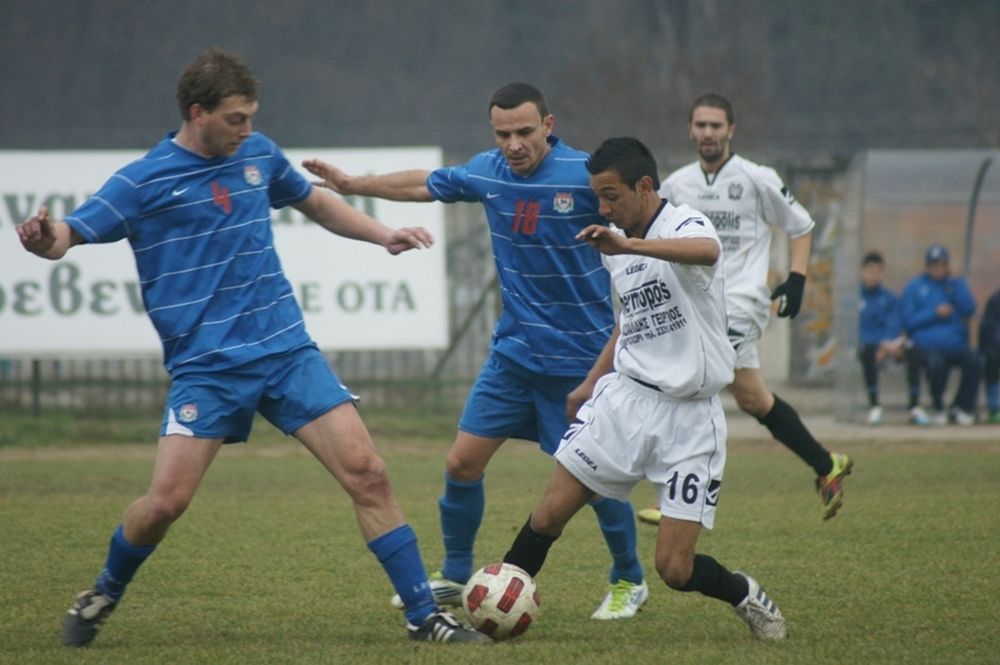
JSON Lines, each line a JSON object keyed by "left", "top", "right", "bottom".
{"left": 462, "top": 562, "right": 541, "bottom": 640}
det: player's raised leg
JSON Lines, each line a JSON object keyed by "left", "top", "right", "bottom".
{"left": 730, "top": 368, "right": 853, "bottom": 520}
{"left": 294, "top": 403, "right": 487, "bottom": 643}
{"left": 63, "top": 434, "right": 224, "bottom": 647}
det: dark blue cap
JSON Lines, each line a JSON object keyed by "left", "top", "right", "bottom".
{"left": 925, "top": 244, "right": 949, "bottom": 264}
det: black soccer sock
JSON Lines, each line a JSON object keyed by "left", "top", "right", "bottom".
{"left": 758, "top": 393, "right": 833, "bottom": 476}
{"left": 677, "top": 554, "right": 749, "bottom": 606}
{"left": 504, "top": 516, "right": 557, "bottom": 577}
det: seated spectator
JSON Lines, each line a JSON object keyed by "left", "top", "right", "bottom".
{"left": 858, "top": 251, "right": 922, "bottom": 425}
{"left": 979, "top": 288, "right": 1000, "bottom": 424}
{"left": 900, "top": 244, "right": 981, "bottom": 426}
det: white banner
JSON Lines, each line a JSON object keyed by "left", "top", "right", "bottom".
{"left": 0, "top": 148, "right": 448, "bottom": 355}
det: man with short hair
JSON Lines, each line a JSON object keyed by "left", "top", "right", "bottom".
{"left": 504, "top": 136, "right": 787, "bottom": 641}
{"left": 858, "top": 250, "right": 922, "bottom": 425}
{"left": 900, "top": 244, "right": 980, "bottom": 425}
{"left": 643, "top": 93, "right": 853, "bottom": 522}
{"left": 17, "top": 48, "right": 487, "bottom": 647}
{"left": 305, "top": 83, "right": 647, "bottom": 620}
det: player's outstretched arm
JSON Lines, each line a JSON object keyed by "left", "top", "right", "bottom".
{"left": 577, "top": 225, "right": 719, "bottom": 265}
{"left": 302, "top": 159, "right": 435, "bottom": 202}
{"left": 16, "top": 207, "right": 83, "bottom": 260}
{"left": 294, "top": 188, "right": 433, "bottom": 255}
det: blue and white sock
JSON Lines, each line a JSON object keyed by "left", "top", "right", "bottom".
{"left": 367, "top": 524, "right": 436, "bottom": 627}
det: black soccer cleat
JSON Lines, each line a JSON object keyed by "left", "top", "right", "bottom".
{"left": 407, "top": 610, "right": 490, "bottom": 643}
{"left": 62, "top": 589, "right": 117, "bottom": 647}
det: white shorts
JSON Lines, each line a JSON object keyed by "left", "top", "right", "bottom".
{"left": 727, "top": 314, "right": 764, "bottom": 370}
{"left": 554, "top": 373, "right": 728, "bottom": 529}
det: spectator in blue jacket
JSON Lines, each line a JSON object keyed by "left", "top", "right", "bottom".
{"left": 858, "top": 251, "right": 921, "bottom": 425}
{"left": 978, "top": 288, "right": 1000, "bottom": 424}
{"left": 900, "top": 244, "right": 981, "bottom": 425}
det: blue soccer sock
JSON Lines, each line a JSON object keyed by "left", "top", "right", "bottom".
{"left": 94, "top": 525, "right": 157, "bottom": 601}
{"left": 367, "top": 524, "right": 437, "bottom": 627}
{"left": 438, "top": 473, "right": 484, "bottom": 584}
{"left": 590, "top": 497, "right": 644, "bottom": 584}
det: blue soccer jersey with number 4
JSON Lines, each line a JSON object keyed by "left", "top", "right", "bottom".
{"left": 64, "top": 132, "right": 313, "bottom": 376}
{"left": 426, "top": 136, "right": 614, "bottom": 376}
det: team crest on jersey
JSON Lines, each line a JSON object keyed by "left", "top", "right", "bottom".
{"left": 728, "top": 182, "right": 743, "bottom": 200}
{"left": 244, "top": 164, "right": 263, "bottom": 186}
{"left": 553, "top": 192, "right": 575, "bottom": 213}
{"left": 178, "top": 403, "right": 198, "bottom": 423}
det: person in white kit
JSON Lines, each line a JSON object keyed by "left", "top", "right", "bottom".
{"left": 639, "top": 93, "right": 853, "bottom": 523}
{"left": 502, "top": 137, "right": 787, "bottom": 641}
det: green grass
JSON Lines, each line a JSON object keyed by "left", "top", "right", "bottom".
{"left": 1, "top": 426, "right": 998, "bottom": 664}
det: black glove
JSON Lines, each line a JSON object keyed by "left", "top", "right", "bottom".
{"left": 770, "top": 272, "right": 806, "bottom": 318}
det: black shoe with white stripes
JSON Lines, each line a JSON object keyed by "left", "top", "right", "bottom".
{"left": 407, "top": 610, "right": 490, "bottom": 643}
{"left": 62, "top": 589, "right": 118, "bottom": 647}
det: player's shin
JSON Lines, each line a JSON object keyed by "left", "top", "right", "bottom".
{"left": 503, "top": 516, "right": 557, "bottom": 577}
{"left": 438, "top": 473, "right": 484, "bottom": 584}
{"left": 677, "top": 553, "right": 748, "bottom": 606}
{"left": 367, "top": 524, "right": 437, "bottom": 625}
{"left": 96, "top": 525, "right": 157, "bottom": 601}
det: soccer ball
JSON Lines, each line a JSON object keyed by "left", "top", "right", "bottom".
{"left": 462, "top": 562, "right": 541, "bottom": 640}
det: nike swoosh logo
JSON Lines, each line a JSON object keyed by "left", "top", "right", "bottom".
{"left": 172, "top": 187, "right": 190, "bottom": 196}
{"left": 486, "top": 192, "right": 500, "bottom": 199}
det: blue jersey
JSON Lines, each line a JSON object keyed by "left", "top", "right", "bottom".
{"left": 426, "top": 136, "right": 614, "bottom": 376}
{"left": 859, "top": 283, "right": 901, "bottom": 345}
{"left": 65, "top": 132, "right": 313, "bottom": 376}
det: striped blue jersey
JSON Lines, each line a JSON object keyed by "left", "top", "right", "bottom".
{"left": 426, "top": 136, "right": 614, "bottom": 376}
{"left": 65, "top": 132, "right": 313, "bottom": 376}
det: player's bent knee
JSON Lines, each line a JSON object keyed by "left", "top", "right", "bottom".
{"left": 444, "top": 452, "right": 486, "bottom": 482}
{"left": 144, "top": 492, "right": 193, "bottom": 526}
{"left": 655, "top": 552, "right": 693, "bottom": 590}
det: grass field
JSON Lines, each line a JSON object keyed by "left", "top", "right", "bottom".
{"left": 1, "top": 410, "right": 998, "bottom": 664}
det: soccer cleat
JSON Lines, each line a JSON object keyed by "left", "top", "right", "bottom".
{"left": 390, "top": 571, "right": 464, "bottom": 610}
{"left": 407, "top": 609, "right": 490, "bottom": 643}
{"left": 908, "top": 406, "right": 930, "bottom": 426}
{"left": 866, "top": 406, "right": 883, "bottom": 426}
{"left": 928, "top": 410, "right": 948, "bottom": 427}
{"left": 951, "top": 408, "right": 975, "bottom": 426}
{"left": 62, "top": 589, "right": 117, "bottom": 647}
{"left": 816, "top": 452, "right": 853, "bottom": 520}
{"left": 591, "top": 579, "right": 649, "bottom": 620}
{"left": 636, "top": 507, "right": 662, "bottom": 525}
{"left": 733, "top": 573, "right": 787, "bottom": 640}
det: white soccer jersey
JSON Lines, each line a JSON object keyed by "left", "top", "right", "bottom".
{"left": 603, "top": 201, "right": 735, "bottom": 399}
{"left": 660, "top": 154, "right": 815, "bottom": 328}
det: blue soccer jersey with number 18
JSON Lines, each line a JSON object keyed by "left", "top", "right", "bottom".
{"left": 426, "top": 136, "right": 614, "bottom": 376}
{"left": 64, "top": 131, "right": 313, "bottom": 376}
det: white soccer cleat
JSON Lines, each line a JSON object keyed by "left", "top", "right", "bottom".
{"left": 733, "top": 573, "right": 787, "bottom": 640}
{"left": 929, "top": 410, "right": 948, "bottom": 427}
{"left": 866, "top": 406, "right": 883, "bottom": 426}
{"left": 909, "top": 406, "right": 930, "bottom": 426}
{"left": 590, "top": 579, "right": 649, "bottom": 620}
{"left": 391, "top": 571, "right": 465, "bottom": 609}
{"left": 952, "top": 408, "right": 976, "bottom": 426}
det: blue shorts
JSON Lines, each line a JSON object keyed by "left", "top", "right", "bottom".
{"left": 459, "top": 352, "right": 585, "bottom": 455}
{"left": 160, "top": 345, "right": 354, "bottom": 443}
